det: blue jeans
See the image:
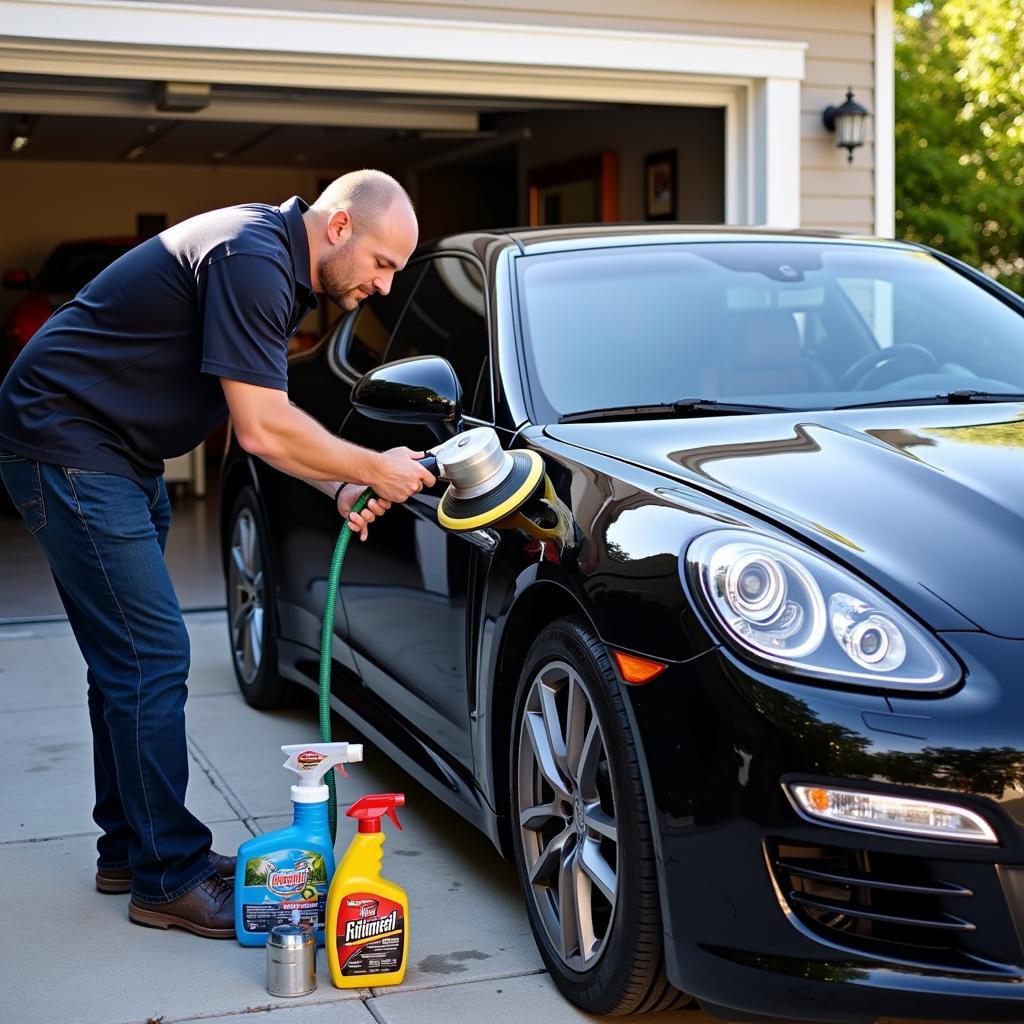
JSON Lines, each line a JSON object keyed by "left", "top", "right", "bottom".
{"left": 0, "top": 454, "right": 215, "bottom": 902}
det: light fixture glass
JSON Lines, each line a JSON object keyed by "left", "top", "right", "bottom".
{"left": 823, "top": 88, "right": 870, "bottom": 163}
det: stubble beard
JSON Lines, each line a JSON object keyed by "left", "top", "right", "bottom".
{"left": 317, "top": 242, "right": 364, "bottom": 310}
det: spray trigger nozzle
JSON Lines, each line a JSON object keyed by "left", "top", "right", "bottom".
{"left": 280, "top": 742, "right": 363, "bottom": 794}
{"left": 347, "top": 793, "right": 405, "bottom": 833}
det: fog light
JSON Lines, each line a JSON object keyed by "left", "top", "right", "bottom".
{"left": 788, "top": 784, "right": 997, "bottom": 843}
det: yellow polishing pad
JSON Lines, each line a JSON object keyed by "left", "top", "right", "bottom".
{"left": 436, "top": 450, "right": 545, "bottom": 532}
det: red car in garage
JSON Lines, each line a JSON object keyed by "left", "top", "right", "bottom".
{"left": 2, "top": 237, "right": 141, "bottom": 376}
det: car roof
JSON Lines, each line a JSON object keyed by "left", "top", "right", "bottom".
{"left": 415, "top": 223, "right": 917, "bottom": 260}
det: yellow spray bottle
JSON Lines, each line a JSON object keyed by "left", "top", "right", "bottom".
{"left": 326, "top": 793, "right": 409, "bottom": 988}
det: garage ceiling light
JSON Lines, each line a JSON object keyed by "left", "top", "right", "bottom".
{"left": 8, "top": 113, "right": 38, "bottom": 153}
{"left": 155, "top": 82, "right": 210, "bottom": 113}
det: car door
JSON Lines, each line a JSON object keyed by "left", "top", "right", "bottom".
{"left": 337, "top": 254, "right": 491, "bottom": 775}
{"left": 267, "top": 263, "right": 426, "bottom": 650}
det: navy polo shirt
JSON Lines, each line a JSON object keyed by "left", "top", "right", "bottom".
{"left": 0, "top": 196, "right": 318, "bottom": 482}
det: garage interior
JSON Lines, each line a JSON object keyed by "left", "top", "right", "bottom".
{"left": 0, "top": 71, "right": 725, "bottom": 621}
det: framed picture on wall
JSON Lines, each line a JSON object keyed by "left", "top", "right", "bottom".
{"left": 644, "top": 150, "right": 677, "bottom": 221}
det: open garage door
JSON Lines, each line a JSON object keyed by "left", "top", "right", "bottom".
{"left": 0, "top": 72, "right": 727, "bottom": 260}
{"left": 0, "top": 70, "right": 728, "bottom": 373}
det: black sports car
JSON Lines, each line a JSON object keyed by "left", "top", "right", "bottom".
{"left": 220, "top": 225, "right": 1024, "bottom": 1022}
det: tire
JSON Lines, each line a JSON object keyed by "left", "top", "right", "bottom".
{"left": 226, "top": 486, "right": 290, "bottom": 708}
{"left": 509, "top": 616, "right": 693, "bottom": 1016}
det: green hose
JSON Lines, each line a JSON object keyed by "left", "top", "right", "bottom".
{"left": 319, "top": 487, "right": 373, "bottom": 843}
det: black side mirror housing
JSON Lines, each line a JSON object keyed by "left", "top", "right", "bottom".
{"left": 351, "top": 355, "right": 465, "bottom": 442}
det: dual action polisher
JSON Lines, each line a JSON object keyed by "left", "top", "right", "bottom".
{"left": 419, "top": 427, "right": 546, "bottom": 532}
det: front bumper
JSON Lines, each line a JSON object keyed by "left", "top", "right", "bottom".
{"left": 625, "top": 631, "right": 1024, "bottom": 1022}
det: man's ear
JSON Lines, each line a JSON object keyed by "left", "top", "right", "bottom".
{"left": 327, "top": 209, "right": 352, "bottom": 245}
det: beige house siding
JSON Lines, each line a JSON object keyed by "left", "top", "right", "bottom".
{"left": 180, "top": 0, "right": 876, "bottom": 234}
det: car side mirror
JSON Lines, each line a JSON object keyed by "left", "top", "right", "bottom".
{"left": 351, "top": 355, "right": 465, "bottom": 442}
{"left": 2, "top": 268, "right": 31, "bottom": 290}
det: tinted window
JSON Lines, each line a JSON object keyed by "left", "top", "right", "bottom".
{"left": 343, "top": 263, "right": 425, "bottom": 375}
{"left": 385, "top": 256, "right": 490, "bottom": 418}
{"left": 517, "top": 242, "right": 1024, "bottom": 419}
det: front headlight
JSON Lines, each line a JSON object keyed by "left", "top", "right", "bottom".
{"left": 684, "top": 530, "right": 960, "bottom": 691}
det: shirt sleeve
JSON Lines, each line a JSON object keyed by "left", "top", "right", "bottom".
{"left": 199, "top": 252, "right": 293, "bottom": 390}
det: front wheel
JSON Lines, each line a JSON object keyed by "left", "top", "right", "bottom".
{"left": 509, "top": 616, "right": 693, "bottom": 1015}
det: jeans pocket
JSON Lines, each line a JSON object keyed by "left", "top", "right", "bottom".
{"left": 0, "top": 451, "right": 27, "bottom": 464}
{"left": 147, "top": 476, "right": 170, "bottom": 511}
{"left": 0, "top": 458, "right": 46, "bottom": 534}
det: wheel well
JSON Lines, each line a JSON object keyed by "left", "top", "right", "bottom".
{"left": 489, "top": 580, "right": 591, "bottom": 858}
{"left": 218, "top": 460, "right": 252, "bottom": 569}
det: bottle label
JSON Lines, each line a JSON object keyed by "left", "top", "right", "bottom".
{"left": 239, "top": 848, "right": 328, "bottom": 935}
{"left": 336, "top": 891, "right": 405, "bottom": 977}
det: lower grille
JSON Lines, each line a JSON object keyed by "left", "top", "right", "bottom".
{"left": 767, "top": 839, "right": 1022, "bottom": 972}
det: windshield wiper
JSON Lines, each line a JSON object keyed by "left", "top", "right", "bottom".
{"left": 558, "top": 398, "right": 791, "bottom": 424}
{"left": 835, "top": 390, "right": 1024, "bottom": 411}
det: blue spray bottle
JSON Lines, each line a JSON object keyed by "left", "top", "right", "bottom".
{"left": 235, "top": 741, "right": 363, "bottom": 947}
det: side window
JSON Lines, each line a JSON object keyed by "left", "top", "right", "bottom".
{"left": 384, "top": 256, "right": 491, "bottom": 418}
{"left": 342, "top": 263, "right": 424, "bottom": 375}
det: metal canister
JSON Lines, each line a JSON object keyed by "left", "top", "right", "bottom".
{"left": 266, "top": 916, "right": 316, "bottom": 998}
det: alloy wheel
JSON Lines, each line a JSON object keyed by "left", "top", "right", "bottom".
{"left": 228, "top": 507, "right": 264, "bottom": 684}
{"left": 516, "top": 659, "right": 619, "bottom": 971}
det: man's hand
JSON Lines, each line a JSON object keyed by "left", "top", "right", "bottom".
{"left": 337, "top": 485, "right": 391, "bottom": 542}
{"left": 370, "top": 447, "right": 436, "bottom": 503}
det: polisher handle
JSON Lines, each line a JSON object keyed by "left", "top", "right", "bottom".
{"left": 417, "top": 454, "right": 440, "bottom": 477}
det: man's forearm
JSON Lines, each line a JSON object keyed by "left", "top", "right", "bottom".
{"left": 236, "top": 396, "right": 378, "bottom": 484}
{"left": 222, "top": 378, "right": 433, "bottom": 503}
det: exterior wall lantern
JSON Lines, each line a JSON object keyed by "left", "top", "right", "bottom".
{"left": 822, "top": 88, "right": 869, "bottom": 163}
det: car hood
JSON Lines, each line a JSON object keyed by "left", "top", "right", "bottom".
{"left": 545, "top": 403, "right": 1024, "bottom": 639}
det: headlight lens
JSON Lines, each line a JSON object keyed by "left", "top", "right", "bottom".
{"left": 710, "top": 542, "right": 825, "bottom": 658}
{"left": 685, "top": 530, "right": 959, "bottom": 691}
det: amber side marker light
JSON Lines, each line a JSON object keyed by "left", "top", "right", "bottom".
{"left": 612, "top": 650, "right": 667, "bottom": 684}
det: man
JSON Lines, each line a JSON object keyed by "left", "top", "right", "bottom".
{"left": 0, "top": 170, "right": 435, "bottom": 938}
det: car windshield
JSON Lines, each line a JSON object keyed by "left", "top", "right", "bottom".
{"left": 516, "top": 241, "right": 1024, "bottom": 420}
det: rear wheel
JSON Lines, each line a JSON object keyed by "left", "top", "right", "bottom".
{"left": 226, "top": 486, "right": 290, "bottom": 708}
{"left": 509, "top": 616, "right": 693, "bottom": 1015}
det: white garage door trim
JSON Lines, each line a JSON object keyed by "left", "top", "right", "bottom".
{"left": 874, "top": 0, "right": 895, "bottom": 238}
{"left": 0, "top": 0, "right": 807, "bottom": 226}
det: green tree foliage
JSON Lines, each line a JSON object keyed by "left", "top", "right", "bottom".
{"left": 895, "top": 0, "right": 1024, "bottom": 294}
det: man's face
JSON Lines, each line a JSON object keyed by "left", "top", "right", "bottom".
{"left": 318, "top": 202, "right": 418, "bottom": 311}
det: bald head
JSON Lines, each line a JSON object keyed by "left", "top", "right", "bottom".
{"left": 306, "top": 169, "right": 418, "bottom": 310}
{"left": 312, "top": 169, "right": 414, "bottom": 235}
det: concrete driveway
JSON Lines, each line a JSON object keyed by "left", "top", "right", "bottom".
{"left": 0, "top": 613, "right": 935, "bottom": 1024}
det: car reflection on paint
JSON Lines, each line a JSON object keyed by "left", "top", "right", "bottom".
{"left": 220, "top": 225, "right": 1024, "bottom": 1023}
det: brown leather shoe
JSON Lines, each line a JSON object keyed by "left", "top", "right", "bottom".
{"left": 129, "top": 873, "right": 234, "bottom": 938}
{"left": 97, "top": 852, "right": 236, "bottom": 894}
